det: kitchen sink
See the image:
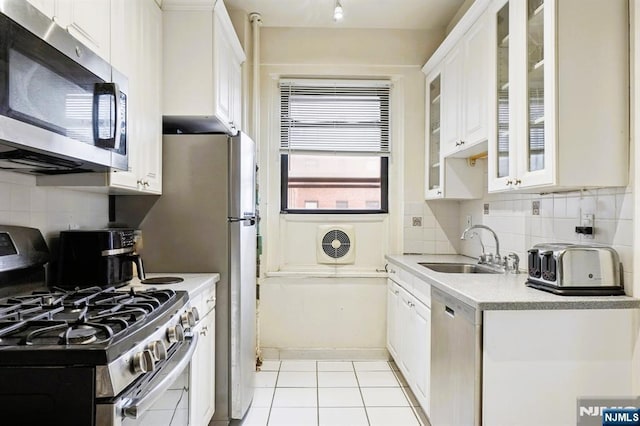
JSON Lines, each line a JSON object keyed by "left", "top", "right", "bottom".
{"left": 418, "top": 262, "right": 502, "bottom": 274}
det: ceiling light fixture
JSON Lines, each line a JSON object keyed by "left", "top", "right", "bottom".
{"left": 333, "top": 0, "right": 344, "bottom": 21}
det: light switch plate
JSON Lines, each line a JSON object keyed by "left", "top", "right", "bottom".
{"left": 532, "top": 201, "right": 540, "bottom": 215}
{"left": 581, "top": 213, "right": 595, "bottom": 239}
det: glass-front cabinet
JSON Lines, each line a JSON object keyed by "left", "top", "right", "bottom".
{"left": 489, "top": 0, "right": 512, "bottom": 190}
{"left": 424, "top": 67, "right": 483, "bottom": 201}
{"left": 488, "top": 0, "right": 627, "bottom": 192}
{"left": 425, "top": 71, "right": 443, "bottom": 199}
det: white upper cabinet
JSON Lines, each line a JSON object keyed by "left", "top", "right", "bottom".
{"left": 54, "top": 0, "right": 111, "bottom": 62}
{"left": 441, "top": 11, "right": 490, "bottom": 157}
{"left": 27, "top": 0, "right": 111, "bottom": 61}
{"left": 423, "top": 1, "right": 490, "bottom": 200}
{"left": 162, "top": 0, "right": 246, "bottom": 135}
{"left": 25, "top": 0, "right": 55, "bottom": 19}
{"left": 107, "top": 0, "right": 163, "bottom": 194}
{"left": 425, "top": 68, "right": 483, "bottom": 201}
{"left": 487, "top": 0, "right": 629, "bottom": 192}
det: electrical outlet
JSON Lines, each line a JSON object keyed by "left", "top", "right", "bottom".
{"left": 580, "top": 213, "right": 595, "bottom": 239}
{"left": 483, "top": 203, "right": 490, "bottom": 215}
{"left": 465, "top": 215, "right": 472, "bottom": 228}
{"left": 532, "top": 201, "right": 540, "bottom": 216}
{"left": 412, "top": 216, "right": 422, "bottom": 227}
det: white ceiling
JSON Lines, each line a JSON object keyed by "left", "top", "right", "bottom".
{"left": 224, "top": 0, "right": 467, "bottom": 30}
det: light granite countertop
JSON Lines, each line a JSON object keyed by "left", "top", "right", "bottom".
{"left": 385, "top": 254, "right": 640, "bottom": 311}
{"left": 124, "top": 273, "right": 220, "bottom": 299}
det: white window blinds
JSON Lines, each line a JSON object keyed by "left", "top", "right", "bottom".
{"left": 280, "top": 79, "right": 391, "bottom": 155}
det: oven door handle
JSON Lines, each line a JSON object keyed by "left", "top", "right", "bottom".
{"left": 122, "top": 333, "right": 199, "bottom": 419}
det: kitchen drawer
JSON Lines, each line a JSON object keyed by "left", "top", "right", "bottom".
{"left": 387, "top": 263, "right": 401, "bottom": 283}
{"left": 410, "top": 276, "right": 431, "bottom": 308}
{"left": 192, "top": 284, "right": 216, "bottom": 321}
{"left": 399, "top": 269, "right": 415, "bottom": 290}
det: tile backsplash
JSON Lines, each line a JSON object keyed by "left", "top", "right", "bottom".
{"left": 403, "top": 200, "right": 460, "bottom": 255}
{"left": 0, "top": 170, "right": 109, "bottom": 243}
{"left": 403, "top": 167, "right": 633, "bottom": 290}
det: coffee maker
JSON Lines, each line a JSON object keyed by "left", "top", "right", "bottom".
{"left": 56, "top": 229, "right": 145, "bottom": 289}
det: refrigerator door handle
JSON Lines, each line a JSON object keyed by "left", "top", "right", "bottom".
{"left": 228, "top": 214, "right": 256, "bottom": 226}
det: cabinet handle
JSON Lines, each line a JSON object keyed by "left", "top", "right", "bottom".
{"left": 144, "top": 181, "right": 150, "bottom": 187}
{"left": 514, "top": 178, "right": 522, "bottom": 185}
{"left": 206, "top": 297, "right": 215, "bottom": 303}
{"left": 200, "top": 326, "right": 208, "bottom": 336}
{"left": 437, "top": 190, "right": 442, "bottom": 195}
{"left": 506, "top": 179, "right": 513, "bottom": 186}
{"left": 137, "top": 179, "right": 144, "bottom": 186}
{"left": 393, "top": 290, "right": 399, "bottom": 295}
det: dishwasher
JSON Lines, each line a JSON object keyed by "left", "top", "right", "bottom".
{"left": 430, "top": 287, "right": 482, "bottom": 426}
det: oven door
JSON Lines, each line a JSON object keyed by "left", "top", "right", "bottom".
{"left": 96, "top": 334, "right": 198, "bottom": 426}
{"left": 0, "top": 3, "right": 128, "bottom": 172}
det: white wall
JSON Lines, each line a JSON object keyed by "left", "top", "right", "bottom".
{"left": 257, "top": 26, "right": 445, "bottom": 357}
{"left": 0, "top": 170, "right": 109, "bottom": 248}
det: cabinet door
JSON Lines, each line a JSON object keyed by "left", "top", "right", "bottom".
{"left": 441, "top": 45, "right": 463, "bottom": 156}
{"left": 213, "top": 9, "right": 233, "bottom": 132}
{"left": 110, "top": 0, "right": 162, "bottom": 194}
{"left": 386, "top": 279, "right": 400, "bottom": 360}
{"left": 397, "top": 287, "right": 415, "bottom": 378}
{"left": 516, "top": 0, "right": 554, "bottom": 189}
{"left": 26, "top": 0, "right": 55, "bottom": 18}
{"left": 139, "top": 0, "right": 162, "bottom": 193}
{"left": 55, "top": 0, "right": 111, "bottom": 61}
{"left": 191, "top": 311, "right": 216, "bottom": 426}
{"left": 425, "top": 71, "right": 443, "bottom": 199}
{"left": 412, "top": 298, "right": 431, "bottom": 416}
{"left": 229, "top": 57, "right": 242, "bottom": 134}
{"left": 461, "top": 12, "right": 489, "bottom": 148}
{"left": 488, "top": 0, "right": 517, "bottom": 192}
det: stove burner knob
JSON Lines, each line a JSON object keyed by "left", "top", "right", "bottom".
{"left": 181, "top": 310, "right": 196, "bottom": 329}
{"left": 147, "top": 340, "right": 167, "bottom": 362}
{"left": 166, "top": 324, "right": 185, "bottom": 343}
{"left": 191, "top": 307, "right": 200, "bottom": 323}
{"left": 131, "top": 349, "right": 155, "bottom": 374}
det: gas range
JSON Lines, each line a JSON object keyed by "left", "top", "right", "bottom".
{"left": 0, "top": 286, "right": 193, "bottom": 370}
{"left": 0, "top": 225, "right": 199, "bottom": 425}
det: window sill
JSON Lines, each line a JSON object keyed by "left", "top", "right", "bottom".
{"left": 280, "top": 213, "right": 388, "bottom": 223}
{"left": 264, "top": 270, "right": 388, "bottom": 279}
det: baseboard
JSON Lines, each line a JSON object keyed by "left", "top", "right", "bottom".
{"left": 259, "top": 347, "right": 390, "bottom": 360}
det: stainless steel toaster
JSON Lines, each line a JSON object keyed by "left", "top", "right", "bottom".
{"left": 526, "top": 243, "right": 624, "bottom": 295}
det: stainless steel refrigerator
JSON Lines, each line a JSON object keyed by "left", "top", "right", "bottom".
{"left": 131, "top": 132, "right": 256, "bottom": 424}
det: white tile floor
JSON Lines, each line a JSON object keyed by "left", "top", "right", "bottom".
{"left": 235, "top": 360, "right": 430, "bottom": 426}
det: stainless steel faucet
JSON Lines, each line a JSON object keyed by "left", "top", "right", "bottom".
{"left": 461, "top": 224, "right": 501, "bottom": 261}
{"left": 460, "top": 225, "right": 521, "bottom": 273}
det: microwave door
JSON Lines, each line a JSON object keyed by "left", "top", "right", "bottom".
{"left": 0, "top": 7, "right": 127, "bottom": 171}
{"left": 93, "top": 82, "right": 121, "bottom": 150}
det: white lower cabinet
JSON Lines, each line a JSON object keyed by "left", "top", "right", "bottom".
{"left": 411, "top": 298, "right": 430, "bottom": 412}
{"left": 386, "top": 272, "right": 431, "bottom": 417}
{"left": 386, "top": 280, "right": 400, "bottom": 360}
{"left": 190, "top": 285, "right": 217, "bottom": 426}
{"left": 483, "top": 308, "right": 638, "bottom": 425}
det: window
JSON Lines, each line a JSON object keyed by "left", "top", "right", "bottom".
{"left": 280, "top": 79, "right": 390, "bottom": 213}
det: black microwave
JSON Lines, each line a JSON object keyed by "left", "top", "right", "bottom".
{"left": 0, "top": 0, "right": 128, "bottom": 175}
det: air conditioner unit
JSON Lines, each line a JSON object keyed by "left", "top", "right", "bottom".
{"left": 316, "top": 225, "right": 355, "bottom": 265}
